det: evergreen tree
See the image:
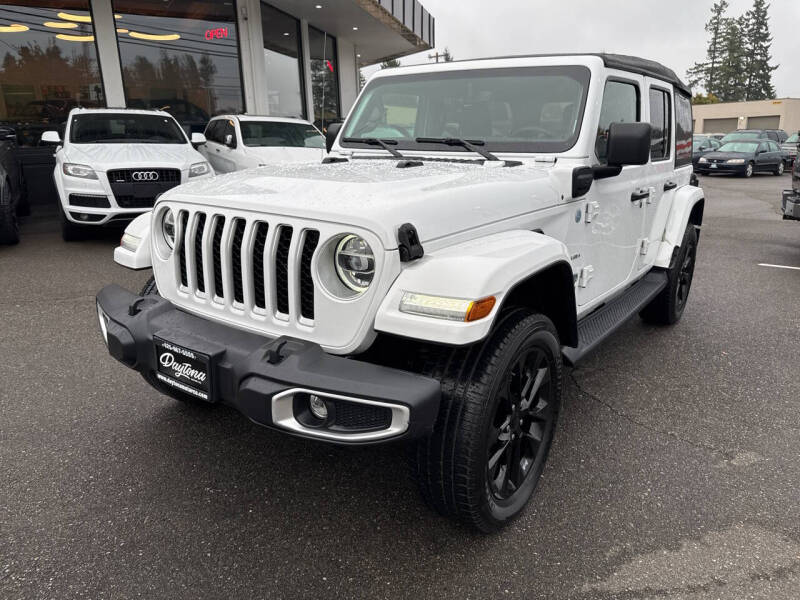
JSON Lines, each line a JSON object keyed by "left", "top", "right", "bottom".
{"left": 442, "top": 48, "right": 454, "bottom": 62}
{"left": 687, "top": 1, "right": 729, "bottom": 96}
{"left": 741, "top": 0, "right": 777, "bottom": 100}
{"left": 716, "top": 16, "right": 748, "bottom": 102}
{"left": 380, "top": 58, "right": 401, "bottom": 69}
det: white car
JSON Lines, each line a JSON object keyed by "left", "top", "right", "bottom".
{"left": 99, "top": 54, "right": 704, "bottom": 532}
{"left": 199, "top": 115, "right": 325, "bottom": 173}
{"left": 42, "top": 108, "right": 213, "bottom": 241}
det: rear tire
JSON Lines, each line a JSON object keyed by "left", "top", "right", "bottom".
{"left": 0, "top": 180, "right": 19, "bottom": 245}
{"left": 409, "top": 311, "right": 562, "bottom": 532}
{"left": 60, "top": 208, "right": 85, "bottom": 242}
{"left": 640, "top": 222, "right": 698, "bottom": 325}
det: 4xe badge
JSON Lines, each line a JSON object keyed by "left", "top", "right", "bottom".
{"left": 154, "top": 337, "right": 211, "bottom": 401}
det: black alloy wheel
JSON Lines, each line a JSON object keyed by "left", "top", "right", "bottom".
{"left": 486, "top": 346, "right": 555, "bottom": 502}
{"left": 675, "top": 235, "right": 697, "bottom": 314}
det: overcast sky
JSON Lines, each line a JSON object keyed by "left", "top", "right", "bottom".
{"left": 371, "top": 0, "right": 800, "bottom": 98}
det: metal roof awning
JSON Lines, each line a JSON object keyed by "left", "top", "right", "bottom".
{"left": 267, "top": 0, "right": 434, "bottom": 65}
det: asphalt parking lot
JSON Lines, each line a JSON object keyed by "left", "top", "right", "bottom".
{"left": 2, "top": 173, "right": 799, "bottom": 599}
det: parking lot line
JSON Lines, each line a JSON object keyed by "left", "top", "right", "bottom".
{"left": 758, "top": 263, "right": 800, "bottom": 271}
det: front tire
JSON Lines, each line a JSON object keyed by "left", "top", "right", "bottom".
{"left": 410, "top": 311, "right": 562, "bottom": 533}
{"left": 743, "top": 162, "right": 754, "bottom": 178}
{"left": 775, "top": 161, "right": 785, "bottom": 176}
{"left": 60, "top": 208, "right": 85, "bottom": 242}
{"left": 640, "top": 222, "right": 698, "bottom": 325}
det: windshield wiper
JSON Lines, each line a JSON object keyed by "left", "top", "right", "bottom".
{"left": 342, "top": 137, "right": 405, "bottom": 158}
{"left": 415, "top": 137, "right": 500, "bottom": 162}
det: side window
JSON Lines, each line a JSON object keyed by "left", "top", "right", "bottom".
{"left": 675, "top": 93, "right": 693, "bottom": 168}
{"left": 766, "top": 131, "right": 778, "bottom": 142}
{"left": 649, "top": 88, "right": 671, "bottom": 161}
{"left": 758, "top": 142, "right": 768, "bottom": 153}
{"left": 205, "top": 120, "right": 221, "bottom": 143}
{"left": 769, "top": 141, "right": 780, "bottom": 152}
{"left": 596, "top": 80, "right": 639, "bottom": 162}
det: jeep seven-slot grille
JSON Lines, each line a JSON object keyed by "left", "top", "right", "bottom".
{"left": 177, "top": 211, "right": 319, "bottom": 322}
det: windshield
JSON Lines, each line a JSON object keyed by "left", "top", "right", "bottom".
{"left": 341, "top": 66, "right": 591, "bottom": 154}
{"left": 722, "top": 131, "right": 761, "bottom": 142}
{"left": 786, "top": 133, "right": 799, "bottom": 144}
{"left": 240, "top": 121, "right": 324, "bottom": 148}
{"left": 718, "top": 142, "right": 759, "bottom": 153}
{"left": 69, "top": 113, "right": 187, "bottom": 144}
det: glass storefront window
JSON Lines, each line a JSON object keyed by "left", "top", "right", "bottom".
{"left": 112, "top": 0, "right": 244, "bottom": 133}
{"left": 308, "top": 26, "right": 340, "bottom": 131}
{"left": 261, "top": 3, "right": 304, "bottom": 119}
{"left": 0, "top": 1, "right": 105, "bottom": 147}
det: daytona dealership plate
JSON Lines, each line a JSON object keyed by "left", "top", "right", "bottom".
{"left": 154, "top": 337, "right": 212, "bottom": 401}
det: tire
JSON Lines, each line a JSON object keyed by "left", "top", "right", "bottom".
{"left": 409, "top": 310, "right": 563, "bottom": 533}
{"left": 60, "top": 208, "right": 85, "bottom": 242}
{"left": 0, "top": 180, "right": 19, "bottom": 245}
{"left": 640, "top": 222, "right": 698, "bottom": 325}
{"left": 775, "top": 161, "right": 785, "bottom": 176}
{"left": 743, "top": 162, "right": 754, "bottom": 178}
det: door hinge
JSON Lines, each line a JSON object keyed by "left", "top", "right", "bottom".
{"left": 577, "top": 265, "right": 594, "bottom": 288}
{"left": 585, "top": 201, "right": 600, "bottom": 223}
{"left": 639, "top": 238, "right": 650, "bottom": 255}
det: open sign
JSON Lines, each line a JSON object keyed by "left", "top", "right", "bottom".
{"left": 205, "top": 27, "right": 229, "bottom": 41}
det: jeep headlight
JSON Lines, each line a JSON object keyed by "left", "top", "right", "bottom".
{"left": 161, "top": 209, "right": 176, "bottom": 249}
{"left": 726, "top": 158, "right": 745, "bottom": 164}
{"left": 335, "top": 234, "right": 374, "bottom": 292}
{"left": 698, "top": 157, "right": 708, "bottom": 164}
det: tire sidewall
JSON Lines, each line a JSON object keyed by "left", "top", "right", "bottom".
{"left": 745, "top": 162, "right": 754, "bottom": 178}
{"left": 670, "top": 224, "right": 698, "bottom": 321}
{"left": 476, "top": 315, "right": 562, "bottom": 529}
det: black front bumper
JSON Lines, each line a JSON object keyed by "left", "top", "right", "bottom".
{"left": 96, "top": 285, "right": 441, "bottom": 445}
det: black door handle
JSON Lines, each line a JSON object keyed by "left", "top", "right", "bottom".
{"left": 631, "top": 190, "right": 650, "bottom": 202}
{"left": 663, "top": 181, "right": 678, "bottom": 192}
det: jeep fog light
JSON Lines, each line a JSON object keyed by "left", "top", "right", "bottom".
{"left": 97, "top": 302, "right": 109, "bottom": 345}
{"left": 120, "top": 232, "right": 140, "bottom": 253}
{"left": 309, "top": 394, "right": 328, "bottom": 419}
{"left": 399, "top": 292, "right": 496, "bottom": 322}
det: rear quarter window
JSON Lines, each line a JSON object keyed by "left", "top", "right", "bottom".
{"left": 675, "top": 93, "right": 693, "bottom": 168}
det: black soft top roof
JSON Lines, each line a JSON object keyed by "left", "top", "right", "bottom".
{"left": 448, "top": 52, "right": 692, "bottom": 96}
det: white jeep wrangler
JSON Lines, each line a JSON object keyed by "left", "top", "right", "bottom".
{"left": 98, "top": 54, "right": 704, "bottom": 532}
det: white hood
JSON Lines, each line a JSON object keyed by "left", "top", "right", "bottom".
{"left": 64, "top": 143, "right": 203, "bottom": 170}
{"left": 163, "top": 159, "right": 559, "bottom": 249}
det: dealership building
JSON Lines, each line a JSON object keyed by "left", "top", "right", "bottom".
{"left": 692, "top": 98, "right": 800, "bottom": 135}
{"left": 0, "top": 0, "right": 434, "bottom": 212}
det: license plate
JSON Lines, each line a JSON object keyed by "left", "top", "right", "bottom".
{"left": 154, "top": 337, "right": 212, "bottom": 401}
{"left": 710, "top": 164, "right": 718, "bottom": 169}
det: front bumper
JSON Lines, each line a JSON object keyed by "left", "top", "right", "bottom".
{"left": 96, "top": 285, "right": 441, "bottom": 445}
{"left": 695, "top": 163, "right": 746, "bottom": 175}
{"left": 782, "top": 190, "right": 800, "bottom": 220}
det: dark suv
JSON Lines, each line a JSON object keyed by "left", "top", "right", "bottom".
{"left": 721, "top": 129, "right": 788, "bottom": 144}
{"left": 0, "top": 125, "right": 24, "bottom": 244}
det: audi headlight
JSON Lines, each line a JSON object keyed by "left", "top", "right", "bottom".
{"left": 726, "top": 158, "right": 746, "bottom": 164}
{"left": 698, "top": 157, "right": 708, "bottom": 164}
{"left": 189, "top": 161, "right": 211, "bottom": 177}
{"left": 162, "top": 209, "right": 176, "bottom": 249}
{"left": 335, "top": 235, "right": 374, "bottom": 292}
{"left": 63, "top": 163, "right": 97, "bottom": 179}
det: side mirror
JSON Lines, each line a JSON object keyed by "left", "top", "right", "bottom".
{"left": 325, "top": 122, "right": 342, "bottom": 154}
{"left": 224, "top": 133, "right": 236, "bottom": 148}
{"left": 0, "top": 126, "right": 16, "bottom": 142}
{"left": 41, "top": 130, "right": 61, "bottom": 144}
{"left": 606, "top": 122, "right": 652, "bottom": 167}
{"left": 191, "top": 132, "right": 207, "bottom": 148}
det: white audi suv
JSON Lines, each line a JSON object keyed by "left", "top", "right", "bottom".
{"left": 42, "top": 108, "right": 214, "bottom": 241}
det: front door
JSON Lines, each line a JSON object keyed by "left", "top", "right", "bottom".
{"left": 576, "top": 76, "right": 646, "bottom": 306}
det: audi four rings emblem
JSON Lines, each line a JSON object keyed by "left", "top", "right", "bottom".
{"left": 132, "top": 171, "right": 159, "bottom": 181}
